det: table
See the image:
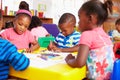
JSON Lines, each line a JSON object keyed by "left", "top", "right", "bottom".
{"left": 9, "top": 48, "right": 86, "bottom": 80}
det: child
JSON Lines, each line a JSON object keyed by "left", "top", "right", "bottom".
{"left": 29, "top": 16, "right": 50, "bottom": 40}
{"left": 19, "top": 1, "right": 29, "bottom": 11}
{"left": 112, "top": 18, "right": 120, "bottom": 42}
{"left": 5, "top": 21, "right": 14, "bottom": 28}
{"left": 48, "top": 13, "right": 81, "bottom": 52}
{"left": 0, "top": 38, "right": 30, "bottom": 80}
{"left": 0, "top": 9, "right": 39, "bottom": 52}
{"left": 65, "top": 0, "right": 115, "bottom": 80}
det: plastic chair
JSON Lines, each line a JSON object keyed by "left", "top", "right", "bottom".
{"left": 42, "top": 24, "right": 59, "bottom": 37}
{"left": 111, "top": 59, "right": 120, "bottom": 80}
{"left": 38, "top": 35, "right": 55, "bottom": 48}
{"left": 113, "top": 42, "right": 120, "bottom": 58}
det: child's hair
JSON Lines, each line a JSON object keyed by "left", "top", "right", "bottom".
{"left": 80, "top": 0, "right": 113, "bottom": 25}
{"left": 58, "top": 13, "right": 76, "bottom": 25}
{"left": 115, "top": 18, "right": 120, "bottom": 25}
{"left": 28, "top": 16, "right": 42, "bottom": 30}
{"left": 0, "top": 9, "right": 2, "bottom": 20}
{"left": 5, "top": 21, "right": 13, "bottom": 28}
{"left": 19, "top": 1, "right": 29, "bottom": 11}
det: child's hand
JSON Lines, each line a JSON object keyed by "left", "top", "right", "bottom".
{"left": 46, "top": 34, "right": 50, "bottom": 37}
{"left": 48, "top": 41, "right": 62, "bottom": 52}
{"left": 52, "top": 47, "right": 61, "bottom": 52}
{"left": 25, "top": 48, "right": 33, "bottom": 53}
{"left": 65, "top": 54, "right": 75, "bottom": 62}
{"left": 47, "top": 41, "right": 54, "bottom": 50}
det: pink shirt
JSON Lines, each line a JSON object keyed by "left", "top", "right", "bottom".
{"left": 0, "top": 28, "right": 35, "bottom": 49}
{"left": 31, "top": 26, "right": 49, "bottom": 40}
{"left": 79, "top": 27, "right": 112, "bottom": 49}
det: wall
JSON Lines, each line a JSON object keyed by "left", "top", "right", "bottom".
{"left": 2, "top": 0, "right": 33, "bottom": 14}
{"left": 33, "top": 0, "right": 85, "bottom": 24}
{"left": 2, "top": 0, "right": 86, "bottom": 24}
{"left": 51, "top": 0, "right": 85, "bottom": 24}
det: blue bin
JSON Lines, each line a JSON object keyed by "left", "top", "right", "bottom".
{"left": 111, "top": 59, "right": 120, "bottom": 80}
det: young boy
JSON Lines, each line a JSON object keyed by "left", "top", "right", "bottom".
{"left": 48, "top": 13, "right": 81, "bottom": 52}
{"left": 112, "top": 18, "right": 120, "bottom": 42}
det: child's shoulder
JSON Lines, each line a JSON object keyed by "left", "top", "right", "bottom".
{"left": 1, "top": 28, "right": 14, "bottom": 34}
{"left": 0, "top": 37, "right": 12, "bottom": 45}
{"left": 74, "top": 30, "right": 81, "bottom": 33}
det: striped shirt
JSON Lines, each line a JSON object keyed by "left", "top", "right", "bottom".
{"left": 54, "top": 31, "right": 81, "bottom": 48}
{"left": 0, "top": 38, "right": 30, "bottom": 80}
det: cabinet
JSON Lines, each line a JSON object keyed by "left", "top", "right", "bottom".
{"left": 2, "top": 15, "right": 53, "bottom": 28}
{"left": 103, "top": 18, "right": 116, "bottom": 33}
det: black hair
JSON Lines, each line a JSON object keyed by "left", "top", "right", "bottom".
{"left": 58, "top": 13, "right": 76, "bottom": 25}
{"left": 115, "top": 18, "right": 120, "bottom": 25}
{"left": 19, "top": 1, "right": 29, "bottom": 11}
{"left": 0, "top": 9, "right": 2, "bottom": 20}
{"left": 80, "top": 0, "right": 113, "bottom": 25}
{"left": 28, "top": 16, "right": 42, "bottom": 30}
{"left": 5, "top": 21, "right": 13, "bottom": 28}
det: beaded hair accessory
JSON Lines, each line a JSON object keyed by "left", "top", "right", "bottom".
{"left": 16, "top": 9, "right": 32, "bottom": 18}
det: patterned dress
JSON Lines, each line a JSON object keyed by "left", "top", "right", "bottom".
{"left": 87, "top": 45, "right": 115, "bottom": 80}
{"left": 79, "top": 27, "right": 115, "bottom": 80}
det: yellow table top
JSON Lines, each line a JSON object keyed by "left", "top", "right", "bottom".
{"left": 9, "top": 48, "right": 86, "bottom": 80}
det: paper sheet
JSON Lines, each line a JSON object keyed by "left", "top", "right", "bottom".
{"left": 24, "top": 51, "right": 72, "bottom": 68}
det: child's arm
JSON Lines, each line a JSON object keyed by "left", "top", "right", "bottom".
{"left": 47, "top": 41, "right": 57, "bottom": 51}
{"left": 28, "top": 40, "right": 40, "bottom": 52}
{"left": 59, "top": 45, "right": 79, "bottom": 52}
{"left": 65, "top": 44, "right": 89, "bottom": 68}
{"left": 113, "top": 37, "right": 120, "bottom": 41}
{"left": 48, "top": 42, "right": 79, "bottom": 52}
{"left": 1, "top": 40, "right": 30, "bottom": 71}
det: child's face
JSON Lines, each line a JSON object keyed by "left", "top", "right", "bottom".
{"left": 78, "top": 10, "right": 91, "bottom": 32}
{"left": 14, "top": 16, "right": 31, "bottom": 35}
{"left": 116, "top": 24, "right": 120, "bottom": 33}
{"left": 59, "top": 22, "right": 74, "bottom": 36}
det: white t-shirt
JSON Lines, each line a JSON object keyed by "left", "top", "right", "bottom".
{"left": 112, "top": 30, "right": 120, "bottom": 38}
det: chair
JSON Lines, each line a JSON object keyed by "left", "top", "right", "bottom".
{"left": 42, "top": 24, "right": 59, "bottom": 37}
{"left": 111, "top": 59, "right": 120, "bottom": 80}
{"left": 113, "top": 42, "right": 120, "bottom": 58}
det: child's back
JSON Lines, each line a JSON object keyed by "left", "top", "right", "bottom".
{"left": 29, "top": 16, "right": 49, "bottom": 40}
{"left": 0, "top": 38, "right": 29, "bottom": 79}
{"left": 80, "top": 27, "right": 112, "bottom": 49}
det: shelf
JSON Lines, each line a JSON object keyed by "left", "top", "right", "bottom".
{"left": 2, "top": 15, "right": 53, "bottom": 28}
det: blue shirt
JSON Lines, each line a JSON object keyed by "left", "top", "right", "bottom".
{"left": 0, "top": 38, "right": 30, "bottom": 80}
{"left": 54, "top": 31, "right": 81, "bottom": 48}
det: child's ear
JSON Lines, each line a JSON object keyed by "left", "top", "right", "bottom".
{"left": 90, "top": 14, "right": 97, "bottom": 24}
{"left": 88, "top": 15, "right": 92, "bottom": 21}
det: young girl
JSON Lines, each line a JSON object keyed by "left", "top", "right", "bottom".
{"left": 0, "top": 9, "right": 39, "bottom": 52}
{"left": 65, "top": 0, "right": 115, "bottom": 79}
{"left": 19, "top": 1, "right": 29, "bottom": 11}
{"left": 29, "top": 16, "right": 50, "bottom": 40}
